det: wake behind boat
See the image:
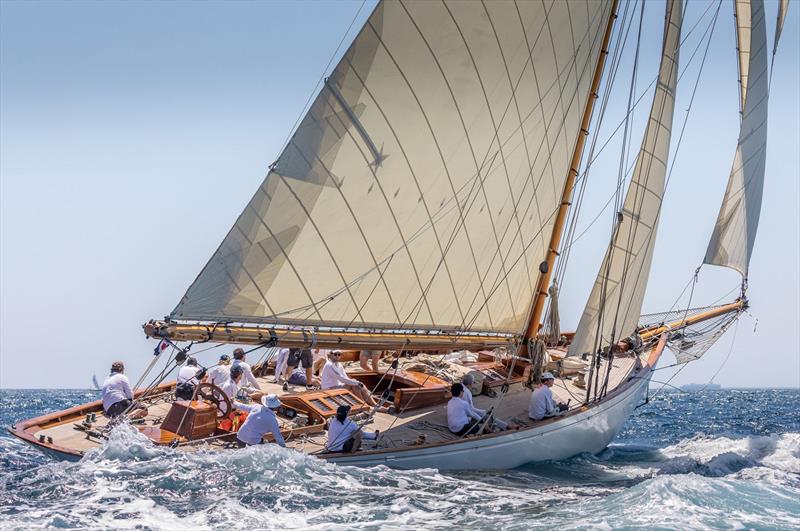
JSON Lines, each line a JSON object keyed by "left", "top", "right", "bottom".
{"left": 9, "top": 0, "right": 787, "bottom": 470}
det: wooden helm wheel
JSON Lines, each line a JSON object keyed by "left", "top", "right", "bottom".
{"left": 195, "top": 382, "right": 232, "bottom": 419}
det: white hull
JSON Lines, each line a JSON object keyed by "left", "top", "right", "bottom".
{"left": 325, "top": 367, "right": 652, "bottom": 470}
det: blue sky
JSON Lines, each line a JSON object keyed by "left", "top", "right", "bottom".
{"left": 1, "top": 0, "right": 797, "bottom": 389}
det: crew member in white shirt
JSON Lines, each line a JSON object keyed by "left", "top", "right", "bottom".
{"left": 326, "top": 404, "right": 378, "bottom": 453}
{"left": 231, "top": 348, "right": 262, "bottom": 391}
{"left": 528, "top": 372, "right": 564, "bottom": 421}
{"left": 204, "top": 354, "right": 231, "bottom": 386}
{"left": 101, "top": 361, "right": 148, "bottom": 419}
{"left": 320, "top": 351, "right": 379, "bottom": 407}
{"left": 233, "top": 394, "right": 285, "bottom": 447}
{"left": 460, "top": 374, "right": 485, "bottom": 415}
{"left": 177, "top": 357, "right": 204, "bottom": 385}
{"left": 217, "top": 364, "right": 245, "bottom": 416}
{"left": 447, "top": 383, "right": 487, "bottom": 436}
{"left": 272, "top": 348, "right": 290, "bottom": 384}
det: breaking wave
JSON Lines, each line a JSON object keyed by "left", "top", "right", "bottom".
{"left": 0, "top": 389, "right": 798, "bottom": 530}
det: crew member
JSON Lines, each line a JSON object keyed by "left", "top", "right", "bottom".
{"left": 282, "top": 348, "right": 314, "bottom": 391}
{"left": 101, "top": 361, "right": 148, "bottom": 419}
{"left": 233, "top": 393, "right": 285, "bottom": 447}
{"left": 528, "top": 372, "right": 566, "bottom": 421}
{"left": 447, "top": 383, "right": 489, "bottom": 436}
{"left": 326, "top": 405, "right": 378, "bottom": 453}
{"left": 358, "top": 350, "right": 381, "bottom": 373}
{"left": 460, "top": 374, "right": 484, "bottom": 414}
{"left": 175, "top": 357, "right": 206, "bottom": 400}
{"left": 320, "top": 351, "right": 379, "bottom": 407}
{"left": 231, "top": 347, "right": 262, "bottom": 391}
{"left": 204, "top": 354, "right": 231, "bottom": 386}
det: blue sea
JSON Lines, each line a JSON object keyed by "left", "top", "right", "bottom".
{"left": 0, "top": 388, "right": 798, "bottom": 530}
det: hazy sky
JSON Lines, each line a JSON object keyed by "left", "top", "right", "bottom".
{"left": 1, "top": 0, "right": 797, "bottom": 389}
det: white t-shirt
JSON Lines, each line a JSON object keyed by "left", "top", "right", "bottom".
{"left": 232, "top": 360, "right": 262, "bottom": 390}
{"left": 234, "top": 401, "right": 285, "bottom": 447}
{"left": 320, "top": 360, "right": 359, "bottom": 390}
{"left": 102, "top": 373, "right": 133, "bottom": 412}
{"left": 447, "top": 396, "right": 482, "bottom": 433}
{"left": 206, "top": 365, "right": 230, "bottom": 386}
{"left": 326, "top": 417, "right": 376, "bottom": 452}
{"left": 177, "top": 365, "right": 201, "bottom": 385}
{"left": 529, "top": 385, "right": 557, "bottom": 420}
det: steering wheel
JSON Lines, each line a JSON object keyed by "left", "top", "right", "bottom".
{"left": 195, "top": 382, "right": 233, "bottom": 419}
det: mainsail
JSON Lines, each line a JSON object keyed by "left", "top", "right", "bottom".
{"left": 568, "top": 0, "right": 683, "bottom": 357}
{"left": 704, "top": 0, "right": 769, "bottom": 278}
{"left": 172, "top": 0, "right": 612, "bottom": 334}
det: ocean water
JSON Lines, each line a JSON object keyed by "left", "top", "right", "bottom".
{"left": 0, "top": 388, "right": 798, "bottom": 530}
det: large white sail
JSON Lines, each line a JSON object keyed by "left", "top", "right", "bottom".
{"left": 704, "top": 0, "right": 769, "bottom": 278}
{"left": 172, "top": 0, "right": 613, "bottom": 333}
{"left": 568, "top": 0, "right": 682, "bottom": 357}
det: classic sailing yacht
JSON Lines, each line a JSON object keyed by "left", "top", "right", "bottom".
{"left": 10, "top": 0, "right": 788, "bottom": 470}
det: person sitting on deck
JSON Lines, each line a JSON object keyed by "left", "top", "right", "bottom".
{"left": 102, "top": 361, "right": 148, "bottom": 419}
{"left": 447, "top": 383, "right": 490, "bottom": 436}
{"left": 204, "top": 354, "right": 231, "bottom": 387}
{"left": 175, "top": 357, "right": 206, "bottom": 400}
{"left": 528, "top": 372, "right": 566, "bottom": 421}
{"left": 460, "top": 374, "right": 483, "bottom": 414}
{"left": 359, "top": 350, "right": 381, "bottom": 373}
{"left": 231, "top": 347, "right": 262, "bottom": 391}
{"left": 282, "top": 348, "right": 315, "bottom": 392}
{"left": 325, "top": 405, "right": 378, "bottom": 453}
{"left": 233, "top": 394, "right": 286, "bottom": 448}
{"left": 320, "top": 351, "right": 380, "bottom": 408}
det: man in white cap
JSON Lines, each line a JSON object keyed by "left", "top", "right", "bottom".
{"left": 233, "top": 394, "right": 286, "bottom": 447}
{"left": 528, "top": 372, "right": 564, "bottom": 421}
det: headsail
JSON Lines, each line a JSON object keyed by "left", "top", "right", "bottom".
{"left": 774, "top": 0, "right": 790, "bottom": 55}
{"left": 172, "top": 0, "right": 613, "bottom": 334}
{"left": 704, "top": 0, "right": 769, "bottom": 278}
{"left": 568, "top": 0, "right": 683, "bottom": 357}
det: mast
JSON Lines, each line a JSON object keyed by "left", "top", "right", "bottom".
{"left": 522, "top": 0, "right": 620, "bottom": 350}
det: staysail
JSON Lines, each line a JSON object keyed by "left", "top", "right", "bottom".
{"left": 704, "top": 0, "right": 769, "bottom": 278}
{"left": 172, "top": 0, "right": 613, "bottom": 334}
{"left": 568, "top": 0, "right": 683, "bottom": 357}
{"left": 774, "top": 0, "right": 790, "bottom": 55}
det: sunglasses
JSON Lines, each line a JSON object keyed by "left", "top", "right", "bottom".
{"left": 333, "top": 352, "right": 342, "bottom": 357}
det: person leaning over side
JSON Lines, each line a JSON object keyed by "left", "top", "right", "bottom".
{"left": 233, "top": 393, "right": 286, "bottom": 448}
{"left": 102, "top": 361, "right": 148, "bottom": 419}
{"left": 325, "top": 405, "right": 378, "bottom": 453}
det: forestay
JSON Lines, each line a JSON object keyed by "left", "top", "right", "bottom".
{"left": 568, "top": 0, "right": 682, "bottom": 357}
{"left": 172, "top": 0, "right": 612, "bottom": 334}
{"left": 704, "top": 0, "right": 769, "bottom": 278}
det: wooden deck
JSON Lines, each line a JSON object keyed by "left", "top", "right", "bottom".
{"left": 15, "top": 352, "right": 644, "bottom": 459}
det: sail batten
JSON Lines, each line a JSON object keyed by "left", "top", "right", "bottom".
{"left": 172, "top": 0, "right": 612, "bottom": 334}
{"left": 568, "top": 0, "right": 683, "bottom": 357}
{"left": 704, "top": 0, "right": 769, "bottom": 278}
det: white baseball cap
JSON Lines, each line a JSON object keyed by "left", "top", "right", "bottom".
{"left": 541, "top": 372, "right": 555, "bottom": 380}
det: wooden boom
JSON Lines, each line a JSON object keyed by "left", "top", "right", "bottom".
{"left": 637, "top": 299, "right": 747, "bottom": 340}
{"left": 143, "top": 320, "right": 516, "bottom": 351}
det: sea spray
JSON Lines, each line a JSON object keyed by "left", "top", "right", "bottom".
{"left": 1, "top": 388, "right": 798, "bottom": 530}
